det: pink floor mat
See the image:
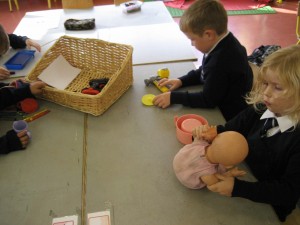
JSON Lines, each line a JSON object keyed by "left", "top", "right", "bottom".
{"left": 164, "top": 0, "right": 269, "bottom": 10}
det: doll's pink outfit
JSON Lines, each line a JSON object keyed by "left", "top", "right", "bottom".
{"left": 173, "top": 139, "right": 226, "bottom": 189}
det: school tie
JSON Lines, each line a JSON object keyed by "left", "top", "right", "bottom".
{"left": 200, "top": 54, "right": 206, "bottom": 81}
{"left": 260, "top": 118, "right": 279, "bottom": 138}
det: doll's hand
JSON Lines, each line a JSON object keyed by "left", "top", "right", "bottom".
{"left": 17, "top": 130, "right": 30, "bottom": 148}
{"left": 0, "top": 66, "right": 10, "bottom": 80}
{"left": 157, "top": 78, "right": 182, "bottom": 91}
{"left": 193, "top": 125, "right": 217, "bottom": 143}
{"left": 225, "top": 167, "right": 246, "bottom": 177}
{"left": 207, "top": 174, "right": 234, "bottom": 197}
{"left": 25, "top": 39, "right": 41, "bottom": 52}
{"left": 29, "top": 81, "right": 46, "bottom": 95}
{"left": 153, "top": 92, "right": 171, "bottom": 109}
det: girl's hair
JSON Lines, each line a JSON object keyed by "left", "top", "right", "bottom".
{"left": 179, "top": 0, "right": 227, "bottom": 36}
{"left": 0, "top": 24, "right": 9, "bottom": 56}
{"left": 246, "top": 45, "right": 300, "bottom": 124}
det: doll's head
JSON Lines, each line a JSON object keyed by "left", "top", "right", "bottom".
{"left": 206, "top": 131, "right": 248, "bottom": 167}
{"left": 0, "top": 24, "right": 9, "bottom": 56}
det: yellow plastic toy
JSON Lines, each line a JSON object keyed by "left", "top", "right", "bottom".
{"left": 144, "top": 68, "right": 170, "bottom": 93}
{"left": 157, "top": 68, "right": 170, "bottom": 78}
{"left": 141, "top": 94, "right": 155, "bottom": 106}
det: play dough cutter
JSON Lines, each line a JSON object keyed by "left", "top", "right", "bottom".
{"left": 141, "top": 94, "right": 155, "bottom": 106}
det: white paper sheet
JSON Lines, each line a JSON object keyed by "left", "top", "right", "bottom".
{"left": 52, "top": 215, "right": 78, "bottom": 225}
{"left": 88, "top": 211, "right": 111, "bottom": 225}
{"left": 38, "top": 55, "right": 81, "bottom": 90}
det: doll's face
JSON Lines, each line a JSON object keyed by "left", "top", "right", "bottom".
{"left": 262, "top": 69, "right": 294, "bottom": 117}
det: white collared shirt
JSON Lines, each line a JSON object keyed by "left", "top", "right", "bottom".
{"left": 205, "top": 31, "right": 230, "bottom": 58}
{"left": 260, "top": 109, "right": 295, "bottom": 137}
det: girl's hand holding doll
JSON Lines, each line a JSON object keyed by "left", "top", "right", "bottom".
{"left": 192, "top": 124, "right": 217, "bottom": 143}
{"left": 207, "top": 174, "right": 235, "bottom": 197}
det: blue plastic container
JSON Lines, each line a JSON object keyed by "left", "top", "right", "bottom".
{"left": 4, "top": 50, "right": 35, "bottom": 70}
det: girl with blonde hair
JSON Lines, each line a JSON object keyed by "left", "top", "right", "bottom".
{"left": 194, "top": 45, "right": 300, "bottom": 222}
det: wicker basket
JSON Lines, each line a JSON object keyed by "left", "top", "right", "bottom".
{"left": 27, "top": 35, "right": 133, "bottom": 116}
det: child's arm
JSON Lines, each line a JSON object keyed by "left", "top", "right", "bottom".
{"left": 157, "top": 78, "right": 182, "bottom": 91}
{"left": 29, "top": 81, "right": 46, "bottom": 95}
{"left": 0, "top": 130, "right": 29, "bottom": 154}
{"left": 8, "top": 34, "right": 41, "bottom": 52}
{"left": 0, "top": 81, "right": 45, "bottom": 109}
{"left": 25, "top": 39, "right": 41, "bottom": 52}
{"left": 8, "top": 34, "right": 28, "bottom": 49}
{"left": 153, "top": 92, "right": 171, "bottom": 109}
{"left": 207, "top": 174, "right": 234, "bottom": 197}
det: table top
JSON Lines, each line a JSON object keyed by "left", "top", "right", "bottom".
{"left": 15, "top": 1, "right": 174, "bottom": 33}
{"left": 0, "top": 2, "right": 281, "bottom": 225}
{"left": 0, "top": 48, "right": 47, "bottom": 79}
{"left": 0, "top": 61, "right": 280, "bottom": 225}
{"left": 0, "top": 100, "right": 84, "bottom": 224}
{"left": 11, "top": 1, "right": 196, "bottom": 66}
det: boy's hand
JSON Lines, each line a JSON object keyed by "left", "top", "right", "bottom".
{"left": 25, "top": 39, "right": 41, "bottom": 52}
{"left": 157, "top": 78, "right": 182, "bottom": 91}
{"left": 0, "top": 66, "right": 10, "bottom": 80}
{"left": 193, "top": 125, "right": 217, "bottom": 143}
{"left": 29, "top": 81, "right": 46, "bottom": 95}
{"left": 17, "top": 130, "right": 30, "bottom": 148}
{"left": 153, "top": 92, "right": 171, "bottom": 109}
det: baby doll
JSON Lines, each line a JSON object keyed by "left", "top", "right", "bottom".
{"left": 173, "top": 130, "right": 248, "bottom": 189}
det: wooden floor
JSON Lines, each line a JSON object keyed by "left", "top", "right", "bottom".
{"left": 0, "top": 0, "right": 299, "bottom": 224}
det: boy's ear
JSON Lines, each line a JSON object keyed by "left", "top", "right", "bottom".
{"left": 203, "top": 29, "right": 217, "bottom": 40}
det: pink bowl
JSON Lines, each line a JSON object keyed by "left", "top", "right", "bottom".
{"left": 174, "top": 114, "right": 208, "bottom": 145}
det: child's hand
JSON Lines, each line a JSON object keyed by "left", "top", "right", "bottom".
{"left": 9, "top": 78, "right": 26, "bottom": 87}
{"left": 153, "top": 92, "right": 171, "bottom": 108}
{"left": 17, "top": 130, "right": 30, "bottom": 148}
{"left": 207, "top": 174, "right": 234, "bottom": 197}
{"left": 29, "top": 81, "right": 46, "bottom": 95}
{"left": 224, "top": 167, "right": 246, "bottom": 177}
{"left": 0, "top": 66, "right": 10, "bottom": 80}
{"left": 193, "top": 125, "right": 217, "bottom": 143}
{"left": 25, "top": 39, "right": 41, "bottom": 52}
{"left": 157, "top": 78, "right": 182, "bottom": 91}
